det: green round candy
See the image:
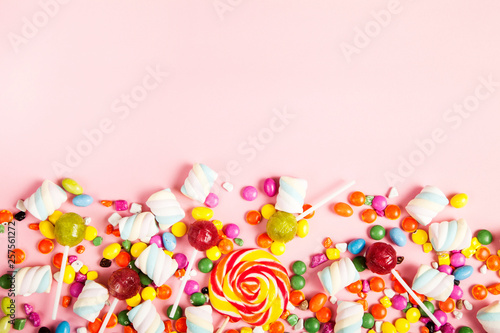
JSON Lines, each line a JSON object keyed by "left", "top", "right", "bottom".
{"left": 418, "top": 301, "right": 434, "bottom": 317}
{"left": 167, "top": 305, "right": 183, "bottom": 320}
{"left": 352, "top": 256, "right": 367, "bottom": 272}
{"left": 290, "top": 275, "right": 306, "bottom": 290}
{"left": 287, "top": 314, "right": 299, "bottom": 326}
{"left": 190, "top": 292, "right": 206, "bottom": 306}
{"left": 139, "top": 272, "right": 152, "bottom": 286}
{"left": 54, "top": 212, "right": 86, "bottom": 247}
{"left": 0, "top": 274, "right": 12, "bottom": 290}
{"left": 362, "top": 313, "right": 374, "bottom": 329}
{"left": 292, "top": 261, "right": 307, "bottom": 275}
{"left": 370, "top": 225, "right": 386, "bottom": 240}
{"left": 457, "top": 327, "right": 473, "bottom": 333}
{"left": 266, "top": 211, "right": 297, "bottom": 243}
{"left": 304, "top": 317, "right": 321, "bottom": 333}
{"left": 198, "top": 258, "right": 214, "bottom": 273}
{"left": 117, "top": 310, "right": 130, "bottom": 326}
{"left": 477, "top": 229, "right": 493, "bottom": 245}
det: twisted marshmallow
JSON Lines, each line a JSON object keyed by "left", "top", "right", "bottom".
{"left": 146, "top": 188, "right": 185, "bottom": 230}
{"left": 429, "top": 218, "right": 472, "bottom": 252}
{"left": 127, "top": 299, "right": 165, "bottom": 333}
{"left": 73, "top": 280, "right": 109, "bottom": 321}
{"left": 134, "top": 243, "right": 178, "bottom": 286}
{"left": 181, "top": 163, "right": 218, "bottom": 203}
{"left": 118, "top": 212, "right": 159, "bottom": 243}
{"left": 13, "top": 265, "right": 52, "bottom": 296}
{"left": 275, "top": 176, "right": 308, "bottom": 214}
{"left": 185, "top": 305, "right": 214, "bottom": 333}
{"left": 24, "top": 180, "right": 67, "bottom": 220}
{"left": 411, "top": 264, "right": 454, "bottom": 301}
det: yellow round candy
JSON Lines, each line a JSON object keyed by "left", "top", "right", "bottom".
{"left": 84, "top": 226, "right": 98, "bottom": 241}
{"left": 103, "top": 243, "right": 121, "bottom": 260}
{"left": 206, "top": 246, "right": 222, "bottom": 261}
{"left": 172, "top": 222, "right": 187, "bottom": 237}
{"left": 126, "top": 293, "right": 142, "bottom": 307}
{"left": 141, "top": 286, "right": 157, "bottom": 301}
{"left": 86, "top": 271, "right": 98, "bottom": 281}
{"left": 191, "top": 207, "right": 214, "bottom": 221}
{"left": 261, "top": 204, "right": 276, "bottom": 220}
{"left": 39, "top": 220, "right": 55, "bottom": 239}
{"left": 450, "top": 193, "right": 468, "bottom": 208}
{"left": 130, "top": 242, "right": 148, "bottom": 258}
{"left": 63, "top": 265, "right": 75, "bottom": 284}
{"left": 381, "top": 322, "right": 397, "bottom": 333}
{"left": 270, "top": 241, "right": 286, "bottom": 256}
{"left": 411, "top": 229, "right": 428, "bottom": 245}
{"left": 405, "top": 307, "right": 421, "bottom": 323}
{"left": 212, "top": 220, "right": 223, "bottom": 230}
{"left": 296, "top": 219, "right": 309, "bottom": 238}
{"left": 394, "top": 318, "right": 410, "bottom": 333}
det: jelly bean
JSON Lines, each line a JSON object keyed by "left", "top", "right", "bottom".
{"left": 39, "top": 220, "right": 56, "bottom": 239}
{"left": 102, "top": 243, "right": 121, "bottom": 260}
{"left": 73, "top": 194, "right": 93, "bottom": 207}
{"left": 86, "top": 271, "right": 98, "bottom": 281}
{"left": 149, "top": 235, "right": 162, "bottom": 248}
{"left": 450, "top": 193, "right": 468, "bottom": 208}
{"left": 369, "top": 225, "right": 385, "bottom": 240}
{"left": 453, "top": 265, "right": 473, "bottom": 280}
{"left": 304, "top": 318, "right": 320, "bottom": 333}
{"left": 204, "top": 193, "right": 219, "bottom": 208}
{"left": 257, "top": 233, "right": 273, "bottom": 248}
{"left": 333, "top": 202, "right": 353, "bottom": 217}
{"left": 0, "top": 316, "right": 12, "bottom": 333}
{"left": 372, "top": 196, "right": 387, "bottom": 211}
{"left": 242, "top": 186, "right": 258, "bottom": 201}
{"left": 362, "top": 313, "right": 374, "bottom": 329}
{"left": 347, "top": 238, "right": 366, "bottom": 255}
{"left": 290, "top": 275, "right": 306, "bottom": 290}
{"left": 1, "top": 297, "right": 14, "bottom": 316}
{"left": 315, "top": 307, "right": 331, "bottom": 323}
{"left": 84, "top": 225, "right": 98, "bottom": 241}
{"left": 174, "top": 253, "right": 188, "bottom": 269}
{"left": 184, "top": 280, "right": 200, "bottom": 295}
{"left": 472, "top": 284, "right": 488, "bottom": 300}
{"left": 160, "top": 233, "right": 176, "bottom": 252}
{"left": 167, "top": 305, "right": 183, "bottom": 320}
{"left": 126, "top": 293, "right": 141, "bottom": 307}
{"left": 190, "top": 292, "right": 206, "bottom": 306}
{"left": 206, "top": 246, "right": 221, "bottom": 261}
{"left": 130, "top": 242, "right": 148, "bottom": 258}
{"left": 384, "top": 205, "right": 401, "bottom": 220}
{"left": 394, "top": 318, "right": 410, "bottom": 333}
{"left": 411, "top": 229, "right": 428, "bottom": 245}
{"left": 141, "top": 286, "right": 156, "bottom": 301}
{"left": 270, "top": 241, "right": 286, "bottom": 256}
{"left": 171, "top": 222, "right": 187, "bottom": 237}
{"left": 63, "top": 265, "right": 76, "bottom": 284}
{"left": 371, "top": 304, "right": 387, "bottom": 320}
{"left": 309, "top": 293, "right": 327, "bottom": 313}
{"left": 62, "top": 178, "right": 83, "bottom": 195}
{"left": 29, "top": 223, "right": 39, "bottom": 230}
{"left": 191, "top": 207, "right": 214, "bottom": 221}
{"left": 362, "top": 209, "right": 377, "bottom": 223}
{"left": 261, "top": 204, "right": 276, "bottom": 219}
{"left": 349, "top": 191, "right": 365, "bottom": 206}
{"left": 389, "top": 228, "right": 407, "bottom": 247}
{"left": 290, "top": 290, "right": 305, "bottom": 306}
{"left": 477, "top": 229, "right": 493, "bottom": 245}
{"left": 246, "top": 210, "right": 262, "bottom": 225}
{"left": 115, "top": 252, "right": 131, "bottom": 267}
{"left": 294, "top": 219, "right": 309, "bottom": 239}
{"left": 401, "top": 216, "right": 418, "bottom": 233}
{"left": 450, "top": 252, "right": 466, "bottom": 267}
{"left": 12, "top": 248, "right": 26, "bottom": 264}
{"left": 352, "top": 256, "right": 367, "bottom": 272}
{"left": 55, "top": 321, "right": 70, "bottom": 333}
{"left": 224, "top": 224, "right": 240, "bottom": 238}
{"left": 405, "top": 307, "right": 421, "bottom": 323}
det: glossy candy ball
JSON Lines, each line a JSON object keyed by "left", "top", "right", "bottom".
{"left": 477, "top": 229, "right": 493, "bottom": 245}
{"left": 292, "top": 261, "right": 307, "bottom": 275}
{"left": 450, "top": 193, "right": 468, "bottom": 208}
{"left": 370, "top": 225, "right": 386, "bottom": 240}
{"left": 304, "top": 318, "right": 320, "bottom": 333}
{"left": 198, "top": 258, "right": 214, "bottom": 273}
{"left": 184, "top": 280, "right": 200, "bottom": 295}
{"left": 188, "top": 220, "right": 219, "bottom": 251}
{"left": 290, "top": 275, "right": 306, "bottom": 290}
{"left": 372, "top": 196, "right": 387, "bottom": 211}
{"left": 54, "top": 213, "right": 86, "bottom": 247}
{"left": 108, "top": 268, "right": 141, "bottom": 300}
{"left": 362, "top": 313, "right": 374, "bottom": 329}
{"left": 224, "top": 224, "right": 240, "bottom": 239}
{"left": 365, "top": 242, "right": 397, "bottom": 275}
{"left": 349, "top": 191, "right": 365, "bottom": 206}
{"left": 190, "top": 292, "right": 206, "bottom": 306}
{"left": 263, "top": 178, "right": 277, "bottom": 197}
{"left": 242, "top": 186, "right": 258, "bottom": 201}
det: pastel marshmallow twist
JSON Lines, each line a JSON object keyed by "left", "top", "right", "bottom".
{"left": 429, "top": 218, "right": 472, "bottom": 252}
{"left": 13, "top": 265, "right": 52, "bottom": 296}
{"left": 181, "top": 163, "right": 218, "bottom": 203}
{"left": 405, "top": 185, "right": 449, "bottom": 226}
{"left": 73, "top": 280, "right": 109, "bottom": 322}
{"left": 134, "top": 243, "right": 178, "bottom": 286}
{"left": 275, "top": 176, "right": 308, "bottom": 214}
{"left": 185, "top": 305, "right": 214, "bottom": 333}
{"left": 411, "top": 264, "right": 454, "bottom": 301}
{"left": 118, "top": 212, "right": 159, "bottom": 243}
{"left": 127, "top": 299, "right": 165, "bottom": 333}
{"left": 146, "top": 188, "right": 185, "bottom": 230}
{"left": 334, "top": 301, "right": 364, "bottom": 333}
{"left": 477, "top": 300, "right": 500, "bottom": 333}
{"left": 24, "top": 180, "right": 67, "bottom": 221}
{"left": 318, "top": 257, "right": 360, "bottom": 300}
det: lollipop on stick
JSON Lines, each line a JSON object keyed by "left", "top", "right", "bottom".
{"left": 51, "top": 212, "right": 86, "bottom": 320}
{"left": 98, "top": 268, "right": 141, "bottom": 333}
{"left": 169, "top": 220, "right": 219, "bottom": 318}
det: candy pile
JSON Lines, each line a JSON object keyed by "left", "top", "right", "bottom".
{"left": 0, "top": 164, "right": 497, "bottom": 333}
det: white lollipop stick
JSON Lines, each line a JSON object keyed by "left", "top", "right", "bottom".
{"left": 296, "top": 180, "right": 356, "bottom": 220}
{"left": 216, "top": 316, "right": 230, "bottom": 333}
{"left": 98, "top": 298, "right": 119, "bottom": 333}
{"left": 52, "top": 245, "right": 69, "bottom": 320}
{"left": 169, "top": 249, "right": 198, "bottom": 318}
{"left": 390, "top": 269, "right": 441, "bottom": 327}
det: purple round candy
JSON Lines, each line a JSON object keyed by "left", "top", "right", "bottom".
{"left": 433, "top": 310, "right": 448, "bottom": 325}
{"left": 450, "top": 252, "right": 466, "bottom": 267}
{"left": 438, "top": 265, "right": 453, "bottom": 275}
{"left": 372, "top": 196, "right": 387, "bottom": 211}
{"left": 241, "top": 186, "right": 258, "bottom": 201}
{"left": 450, "top": 284, "right": 463, "bottom": 299}
{"left": 70, "top": 282, "right": 85, "bottom": 297}
{"left": 173, "top": 253, "right": 188, "bottom": 269}
{"left": 184, "top": 280, "right": 200, "bottom": 295}
{"left": 224, "top": 223, "right": 240, "bottom": 239}
{"left": 149, "top": 235, "right": 163, "bottom": 248}
{"left": 391, "top": 294, "right": 408, "bottom": 310}
{"left": 204, "top": 193, "right": 219, "bottom": 208}
{"left": 263, "top": 178, "right": 277, "bottom": 197}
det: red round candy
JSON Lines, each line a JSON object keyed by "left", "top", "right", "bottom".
{"left": 108, "top": 268, "right": 141, "bottom": 300}
{"left": 365, "top": 242, "right": 397, "bottom": 275}
{"left": 188, "top": 220, "right": 219, "bottom": 251}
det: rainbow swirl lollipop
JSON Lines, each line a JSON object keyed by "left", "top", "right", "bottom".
{"left": 208, "top": 248, "right": 290, "bottom": 326}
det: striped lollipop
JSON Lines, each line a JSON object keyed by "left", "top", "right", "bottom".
{"left": 405, "top": 186, "right": 449, "bottom": 226}
{"left": 334, "top": 301, "right": 363, "bottom": 333}
{"left": 208, "top": 249, "right": 290, "bottom": 326}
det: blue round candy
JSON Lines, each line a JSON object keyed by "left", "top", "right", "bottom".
{"left": 72, "top": 194, "right": 93, "bottom": 207}
{"left": 162, "top": 232, "right": 177, "bottom": 252}
{"left": 55, "top": 321, "right": 70, "bottom": 333}
{"left": 453, "top": 265, "right": 473, "bottom": 281}
{"left": 347, "top": 238, "right": 366, "bottom": 255}
{"left": 389, "top": 228, "right": 407, "bottom": 247}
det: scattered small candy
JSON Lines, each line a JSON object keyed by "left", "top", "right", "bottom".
{"left": 73, "top": 194, "right": 93, "bottom": 207}
{"left": 450, "top": 193, "right": 468, "bottom": 208}
{"left": 347, "top": 238, "right": 366, "bottom": 254}
{"left": 204, "top": 192, "right": 219, "bottom": 208}
{"left": 310, "top": 253, "right": 328, "bottom": 268}
{"left": 14, "top": 211, "right": 26, "bottom": 221}
{"left": 234, "top": 238, "right": 243, "bottom": 246}
{"left": 333, "top": 202, "right": 353, "bottom": 217}
{"left": 224, "top": 223, "right": 240, "bottom": 238}
{"left": 29, "top": 311, "right": 41, "bottom": 327}
{"left": 92, "top": 236, "right": 103, "bottom": 246}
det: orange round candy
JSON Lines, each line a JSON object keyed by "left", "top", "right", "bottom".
{"left": 157, "top": 285, "right": 172, "bottom": 300}
{"left": 369, "top": 276, "right": 385, "bottom": 292}
{"left": 409, "top": 291, "right": 425, "bottom": 305}
{"left": 38, "top": 239, "right": 54, "bottom": 254}
{"left": 476, "top": 246, "right": 491, "bottom": 261}
{"left": 115, "top": 251, "right": 131, "bottom": 268}
{"left": 346, "top": 280, "right": 363, "bottom": 294}
{"left": 309, "top": 293, "right": 328, "bottom": 312}
{"left": 290, "top": 290, "right": 305, "bottom": 306}
{"left": 53, "top": 252, "right": 64, "bottom": 269}
{"left": 370, "top": 304, "right": 387, "bottom": 320}
{"left": 472, "top": 284, "right": 488, "bottom": 300}
{"left": 175, "top": 317, "right": 187, "bottom": 333}
{"left": 217, "top": 239, "right": 234, "bottom": 254}
{"left": 257, "top": 232, "right": 273, "bottom": 248}
{"left": 487, "top": 255, "right": 500, "bottom": 271}
{"left": 316, "top": 307, "right": 332, "bottom": 323}
{"left": 349, "top": 191, "right": 366, "bottom": 206}
{"left": 361, "top": 209, "right": 377, "bottom": 223}
{"left": 401, "top": 217, "right": 418, "bottom": 233}
{"left": 302, "top": 204, "right": 315, "bottom": 219}
{"left": 246, "top": 210, "right": 262, "bottom": 225}
{"left": 333, "top": 202, "right": 353, "bottom": 217}
{"left": 12, "top": 248, "right": 26, "bottom": 264}
{"left": 384, "top": 205, "right": 401, "bottom": 220}
{"left": 269, "top": 321, "right": 285, "bottom": 333}
{"left": 0, "top": 210, "right": 13, "bottom": 223}
{"left": 76, "top": 245, "right": 86, "bottom": 254}
{"left": 438, "top": 298, "right": 455, "bottom": 313}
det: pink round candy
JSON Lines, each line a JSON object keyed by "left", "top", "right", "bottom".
{"left": 242, "top": 186, "right": 258, "bottom": 201}
{"left": 372, "top": 196, "right": 387, "bottom": 211}
{"left": 70, "top": 282, "right": 85, "bottom": 297}
{"left": 150, "top": 235, "right": 163, "bottom": 248}
{"left": 68, "top": 255, "right": 78, "bottom": 264}
{"left": 450, "top": 284, "right": 463, "bottom": 299}
{"left": 224, "top": 223, "right": 240, "bottom": 239}
{"left": 438, "top": 265, "right": 453, "bottom": 275}
{"left": 204, "top": 193, "right": 219, "bottom": 208}
{"left": 173, "top": 253, "right": 188, "bottom": 269}
{"left": 263, "top": 178, "right": 277, "bottom": 197}
{"left": 391, "top": 294, "right": 408, "bottom": 310}
{"left": 450, "top": 253, "right": 466, "bottom": 267}
{"left": 433, "top": 310, "right": 448, "bottom": 325}
{"left": 184, "top": 280, "right": 200, "bottom": 295}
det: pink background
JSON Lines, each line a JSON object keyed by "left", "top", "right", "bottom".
{"left": 1, "top": 0, "right": 500, "bottom": 331}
